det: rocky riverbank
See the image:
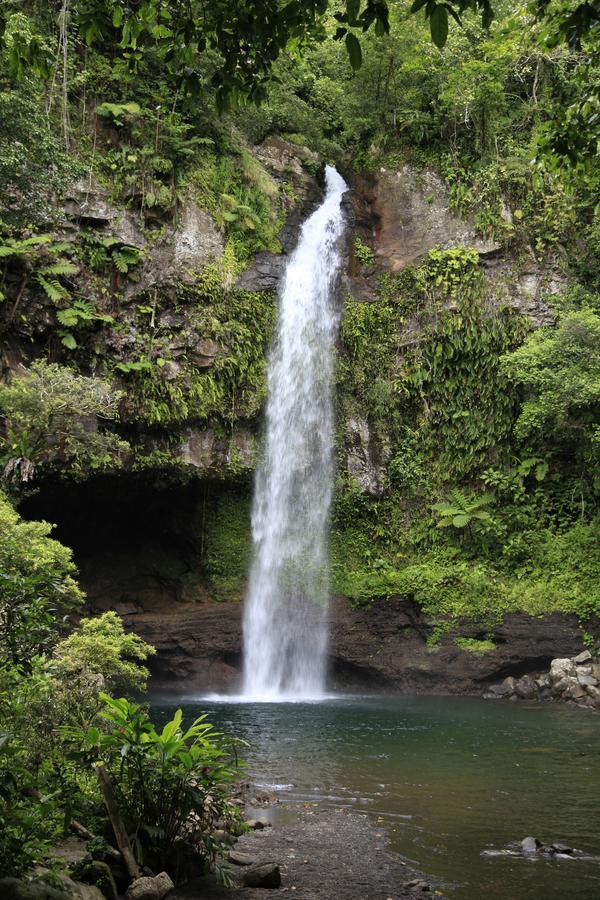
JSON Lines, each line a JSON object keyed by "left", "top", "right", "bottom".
{"left": 172, "top": 802, "right": 445, "bottom": 900}
{"left": 484, "top": 649, "right": 600, "bottom": 710}
{"left": 116, "top": 597, "right": 593, "bottom": 698}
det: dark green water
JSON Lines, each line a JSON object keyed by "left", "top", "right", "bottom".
{"left": 154, "top": 695, "right": 600, "bottom": 899}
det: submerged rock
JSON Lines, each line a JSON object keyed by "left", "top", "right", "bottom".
{"left": 521, "top": 836, "right": 540, "bottom": 854}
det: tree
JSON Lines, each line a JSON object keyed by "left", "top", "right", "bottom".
{"left": 500, "top": 308, "right": 600, "bottom": 483}
{"left": 52, "top": 611, "right": 155, "bottom": 694}
{"left": 0, "top": 491, "right": 83, "bottom": 668}
{"left": 0, "top": 360, "right": 128, "bottom": 482}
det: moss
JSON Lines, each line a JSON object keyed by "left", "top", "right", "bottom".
{"left": 455, "top": 637, "right": 496, "bottom": 654}
{"left": 203, "top": 490, "right": 252, "bottom": 600}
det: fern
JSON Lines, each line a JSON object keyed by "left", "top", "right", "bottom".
{"left": 36, "top": 274, "right": 69, "bottom": 301}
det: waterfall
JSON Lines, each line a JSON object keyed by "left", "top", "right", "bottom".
{"left": 242, "top": 165, "right": 348, "bottom": 700}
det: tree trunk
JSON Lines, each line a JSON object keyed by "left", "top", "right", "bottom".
{"left": 96, "top": 764, "right": 140, "bottom": 881}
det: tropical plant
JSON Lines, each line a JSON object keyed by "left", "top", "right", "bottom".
{"left": 433, "top": 489, "right": 494, "bottom": 529}
{"left": 0, "top": 360, "right": 128, "bottom": 481}
{"left": 0, "top": 492, "right": 83, "bottom": 668}
{"left": 77, "top": 696, "right": 244, "bottom": 870}
{"left": 0, "top": 234, "right": 77, "bottom": 311}
{"left": 51, "top": 612, "right": 156, "bottom": 695}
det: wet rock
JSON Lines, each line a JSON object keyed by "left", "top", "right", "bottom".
{"left": 228, "top": 851, "right": 255, "bottom": 866}
{"left": 573, "top": 650, "right": 593, "bottom": 665}
{"left": 242, "top": 863, "right": 281, "bottom": 888}
{"left": 236, "top": 252, "right": 284, "bottom": 291}
{"left": 345, "top": 415, "right": 390, "bottom": 496}
{"left": 564, "top": 682, "right": 587, "bottom": 701}
{"left": 535, "top": 673, "right": 551, "bottom": 690}
{"left": 547, "top": 842, "right": 574, "bottom": 855}
{"left": 488, "top": 682, "right": 513, "bottom": 697}
{"left": 246, "top": 816, "right": 272, "bottom": 830}
{"left": 521, "top": 836, "right": 540, "bottom": 854}
{"left": 514, "top": 675, "right": 537, "bottom": 700}
{"left": 404, "top": 879, "right": 431, "bottom": 892}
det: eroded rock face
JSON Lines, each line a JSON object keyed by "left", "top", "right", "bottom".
{"left": 372, "top": 165, "right": 502, "bottom": 269}
{"left": 344, "top": 415, "right": 390, "bottom": 496}
{"left": 176, "top": 427, "right": 255, "bottom": 472}
{"left": 346, "top": 164, "right": 566, "bottom": 327}
{"left": 64, "top": 177, "right": 224, "bottom": 298}
{"left": 122, "top": 596, "right": 592, "bottom": 695}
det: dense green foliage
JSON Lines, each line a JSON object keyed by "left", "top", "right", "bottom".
{"left": 0, "top": 491, "right": 83, "bottom": 667}
{"left": 0, "top": 360, "right": 127, "bottom": 482}
{"left": 0, "top": 495, "right": 242, "bottom": 881}
{"left": 0, "top": 0, "right": 599, "bottom": 883}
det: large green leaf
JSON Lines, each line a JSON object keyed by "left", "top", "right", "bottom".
{"left": 345, "top": 32, "right": 362, "bottom": 70}
{"left": 452, "top": 513, "right": 471, "bottom": 527}
{"left": 430, "top": 4, "right": 449, "bottom": 48}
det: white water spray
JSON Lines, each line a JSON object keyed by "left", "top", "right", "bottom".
{"left": 242, "top": 166, "right": 348, "bottom": 701}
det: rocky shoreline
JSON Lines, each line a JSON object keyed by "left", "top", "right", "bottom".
{"left": 114, "top": 597, "right": 595, "bottom": 699}
{"left": 484, "top": 649, "right": 600, "bottom": 710}
{"left": 172, "top": 801, "right": 445, "bottom": 900}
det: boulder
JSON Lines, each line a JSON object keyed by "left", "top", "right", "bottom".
{"left": 577, "top": 674, "right": 598, "bottom": 687}
{"left": 0, "top": 878, "right": 72, "bottom": 900}
{"left": 502, "top": 676, "right": 517, "bottom": 692}
{"left": 153, "top": 874, "right": 174, "bottom": 899}
{"left": 514, "top": 675, "right": 537, "bottom": 700}
{"left": 228, "top": 851, "right": 255, "bottom": 866}
{"left": 550, "top": 659, "right": 576, "bottom": 681}
{"left": 535, "top": 673, "right": 551, "bottom": 690}
{"left": 521, "top": 837, "right": 540, "bottom": 854}
{"left": 573, "top": 650, "right": 593, "bottom": 665}
{"left": 243, "top": 863, "right": 281, "bottom": 889}
{"left": 488, "top": 682, "right": 512, "bottom": 697}
{"left": 564, "top": 682, "right": 586, "bottom": 701}
{"left": 125, "top": 877, "right": 159, "bottom": 900}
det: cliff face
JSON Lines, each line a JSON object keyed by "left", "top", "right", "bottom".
{"left": 7, "top": 138, "right": 591, "bottom": 694}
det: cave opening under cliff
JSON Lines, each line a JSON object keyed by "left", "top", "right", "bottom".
{"left": 19, "top": 474, "right": 251, "bottom": 615}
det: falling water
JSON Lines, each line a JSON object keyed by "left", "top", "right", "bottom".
{"left": 242, "top": 166, "right": 348, "bottom": 700}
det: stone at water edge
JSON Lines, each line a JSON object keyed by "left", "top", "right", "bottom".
{"left": 514, "top": 675, "right": 537, "bottom": 699}
{"left": 577, "top": 674, "right": 598, "bottom": 687}
{"left": 521, "top": 836, "right": 540, "bottom": 854}
{"left": 550, "top": 659, "right": 576, "bottom": 681}
{"left": 246, "top": 816, "right": 272, "bottom": 829}
{"left": 243, "top": 863, "right": 282, "bottom": 888}
{"left": 573, "top": 650, "right": 593, "bottom": 665}
{"left": 404, "top": 879, "right": 432, "bottom": 892}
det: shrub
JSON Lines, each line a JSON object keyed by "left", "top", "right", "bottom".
{"left": 52, "top": 612, "right": 155, "bottom": 695}
{"left": 0, "top": 359, "right": 128, "bottom": 482}
{"left": 0, "top": 492, "right": 83, "bottom": 667}
{"left": 78, "top": 696, "right": 244, "bottom": 871}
